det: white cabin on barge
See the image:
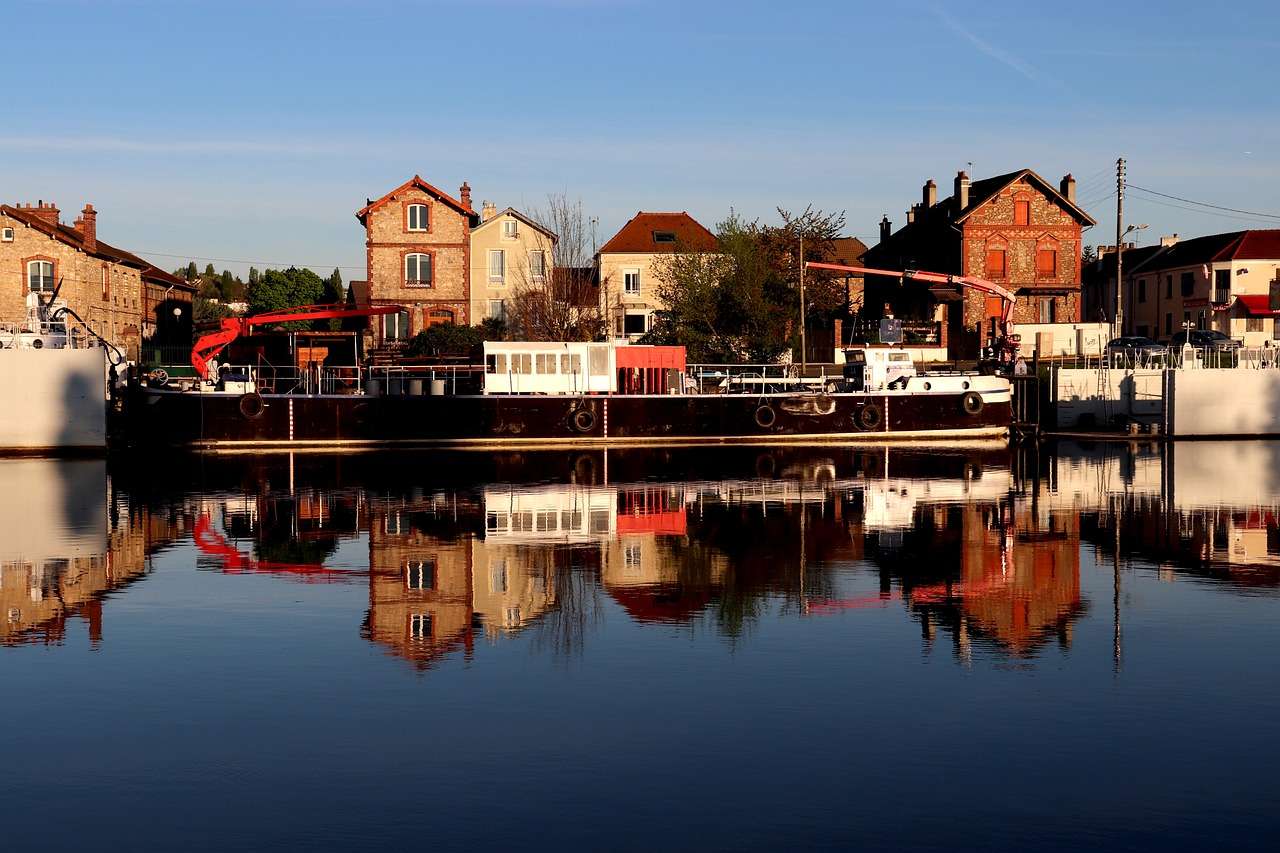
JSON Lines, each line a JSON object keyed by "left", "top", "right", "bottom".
{"left": 483, "top": 341, "right": 686, "bottom": 395}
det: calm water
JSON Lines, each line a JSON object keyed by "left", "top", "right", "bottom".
{"left": 2, "top": 442, "right": 1279, "bottom": 851}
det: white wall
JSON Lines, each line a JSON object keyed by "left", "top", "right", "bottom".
{"left": 1054, "top": 368, "right": 1164, "bottom": 427}
{"left": 1169, "top": 369, "right": 1280, "bottom": 436}
{"left": 1015, "top": 322, "right": 1109, "bottom": 358}
{"left": 0, "top": 349, "right": 106, "bottom": 450}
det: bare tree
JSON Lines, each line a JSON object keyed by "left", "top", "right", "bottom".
{"left": 509, "top": 194, "right": 606, "bottom": 341}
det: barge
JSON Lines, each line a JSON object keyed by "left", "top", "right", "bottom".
{"left": 121, "top": 336, "right": 1012, "bottom": 449}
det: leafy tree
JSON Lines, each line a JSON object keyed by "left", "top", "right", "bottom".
{"left": 204, "top": 263, "right": 216, "bottom": 277}
{"left": 324, "top": 268, "right": 344, "bottom": 303}
{"left": 249, "top": 267, "right": 326, "bottom": 330}
{"left": 248, "top": 266, "right": 260, "bottom": 286}
{"left": 403, "top": 323, "right": 499, "bottom": 359}
{"left": 194, "top": 297, "right": 231, "bottom": 323}
{"left": 197, "top": 277, "right": 222, "bottom": 300}
{"left": 186, "top": 261, "right": 199, "bottom": 280}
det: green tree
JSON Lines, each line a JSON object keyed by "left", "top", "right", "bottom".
{"left": 324, "top": 268, "right": 344, "bottom": 303}
{"left": 248, "top": 266, "right": 260, "bottom": 286}
{"left": 194, "top": 297, "right": 231, "bottom": 323}
{"left": 204, "top": 263, "right": 216, "bottom": 277}
{"left": 186, "top": 261, "right": 199, "bottom": 280}
{"left": 249, "top": 267, "right": 326, "bottom": 329}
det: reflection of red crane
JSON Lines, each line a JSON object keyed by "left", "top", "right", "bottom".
{"left": 191, "top": 304, "right": 403, "bottom": 380}
{"left": 192, "top": 513, "right": 357, "bottom": 583}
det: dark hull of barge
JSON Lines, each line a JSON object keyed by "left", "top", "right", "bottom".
{"left": 122, "top": 387, "right": 1011, "bottom": 449}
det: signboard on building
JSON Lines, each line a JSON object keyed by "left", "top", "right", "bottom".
{"left": 879, "top": 317, "right": 903, "bottom": 345}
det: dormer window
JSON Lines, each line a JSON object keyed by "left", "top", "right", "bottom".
{"left": 407, "top": 203, "right": 429, "bottom": 232}
{"left": 652, "top": 231, "right": 676, "bottom": 244}
{"left": 502, "top": 219, "right": 518, "bottom": 239}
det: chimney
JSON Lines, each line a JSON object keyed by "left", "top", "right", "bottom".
{"left": 481, "top": 200, "right": 497, "bottom": 222}
{"left": 954, "top": 171, "right": 970, "bottom": 213}
{"left": 906, "top": 206, "right": 916, "bottom": 225}
{"left": 923, "top": 179, "right": 937, "bottom": 209}
{"left": 77, "top": 203, "right": 97, "bottom": 253}
{"left": 22, "top": 199, "right": 60, "bottom": 226}
{"left": 459, "top": 181, "right": 472, "bottom": 210}
{"left": 879, "top": 215, "right": 892, "bottom": 243}
{"left": 1160, "top": 233, "right": 1179, "bottom": 247}
{"left": 1060, "top": 174, "right": 1076, "bottom": 205}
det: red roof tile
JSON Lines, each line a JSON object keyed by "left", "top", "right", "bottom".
{"left": 598, "top": 212, "right": 718, "bottom": 254}
{"left": 1216, "top": 230, "right": 1280, "bottom": 261}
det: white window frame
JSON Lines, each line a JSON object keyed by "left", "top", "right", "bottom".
{"left": 404, "top": 253, "right": 432, "bottom": 287}
{"left": 407, "top": 203, "right": 429, "bottom": 232}
{"left": 623, "top": 268, "right": 640, "bottom": 296}
{"left": 410, "top": 612, "right": 431, "bottom": 640}
{"left": 405, "top": 559, "right": 434, "bottom": 590}
{"left": 27, "top": 260, "right": 54, "bottom": 293}
{"left": 1, "top": 227, "right": 13, "bottom": 242}
{"left": 502, "top": 219, "right": 518, "bottom": 239}
{"left": 488, "top": 249, "right": 506, "bottom": 283}
{"left": 623, "top": 312, "right": 647, "bottom": 336}
{"left": 383, "top": 310, "right": 410, "bottom": 342}
{"left": 488, "top": 299, "right": 506, "bottom": 322}
{"left": 529, "top": 249, "right": 546, "bottom": 281}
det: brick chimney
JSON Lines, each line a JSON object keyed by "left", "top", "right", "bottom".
{"left": 481, "top": 200, "right": 497, "bottom": 222}
{"left": 21, "top": 200, "right": 60, "bottom": 226}
{"left": 906, "top": 206, "right": 916, "bottom": 225}
{"left": 923, "top": 179, "right": 937, "bottom": 209}
{"left": 77, "top": 203, "right": 97, "bottom": 253}
{"left": 1060, "top": 174, "right": 1076, "bottom": 204}
{"left": 879, "top": 215, "right": 892, "bottom": 243}
{"left": 1160, "top": 234, "right": 1179, "bottom": 247}
{"left": 954, "top": 171, "right": 970, "bottom": 213}
{"left": 459, "top": 181, "right": 472, "bottom": 210}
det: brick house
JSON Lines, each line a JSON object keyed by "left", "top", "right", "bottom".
{"left": 1, "top": 200, "right": 192, "bottom": 358}
{"left": 862, "top": 169, "right": 1096, "bottom": 358}
{"left": 355, "top": 175, "right": 475, "bottom": 345}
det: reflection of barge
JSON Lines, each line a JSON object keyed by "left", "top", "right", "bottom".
{"left": 123, "top": 331, "right": 1012, "bottom": 449}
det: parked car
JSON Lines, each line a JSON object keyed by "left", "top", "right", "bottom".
{"left": 1105, "top": 336, "right": 1167, "bottom": 366}
{"left": 1169, "top": 329, "right": 1243, "bottom": 365}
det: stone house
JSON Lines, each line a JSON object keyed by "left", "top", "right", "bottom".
{"left": 1085, "top": 230, "right": 1280, "bottom": 344}
{"left": 1, "top": 200, "right": 193, "bottom": 358}
{"left": 862, "top": 169, "right": 1096, "bottom": 358}
{"left": 597, "top": 211, "right": 718, "bottom": 340}
{"left": 355, "top": 175, "right": 475, "bottom": 346}
{"left": 468, "top": 202, "right": 556, "bottom": 327}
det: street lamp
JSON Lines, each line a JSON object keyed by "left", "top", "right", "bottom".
{"left": 1114, "top": 223, "right": 1148, "bottom": 336}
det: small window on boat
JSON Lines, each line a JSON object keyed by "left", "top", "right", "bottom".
{"left": 559, "top": 353, "right": 582, "bottom": 374}
{"left": 535, "top": 510, "right": 557, "bottom": 532}
{"left": 486, "top": 511, "right": 508, "bottom": 532}
{"left": 890, "top": 353, "right": 910, "bottom": 362}
{"left": 535, "top": 354, "right": 557, "bottom": 374}
{"left": 511, "top": 353, "right": 532, "bottom": 374}
{"left": 486, "top": 353, "right": 507, "bottom": 374}
{"left": 561, "top": 510, "right": 583, "bottom": 531}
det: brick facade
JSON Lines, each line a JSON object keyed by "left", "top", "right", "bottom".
{"left": 1, "top": 201, "right": 191, "bottom": 359}
{"left": 357, "top": 176, "right": 475, "bottom": 344}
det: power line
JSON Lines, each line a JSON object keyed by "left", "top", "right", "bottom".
{"left": 134, "top": 248, "right": 366, "bottom": 271}
{"left": 1124, "top": 183, "right": 1280, "bottom": 222}
{"left": 1125, "top": 191, "right": 1280, "bottom": 225}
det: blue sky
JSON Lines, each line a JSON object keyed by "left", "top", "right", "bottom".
{"left": 4, "top": 0, "right": 1278, "bottom": 278}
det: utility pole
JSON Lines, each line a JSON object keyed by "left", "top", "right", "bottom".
{"left": 1114, "top": 157, "right": 1126, "bottom": 337}
{"left": 799, "top": 236, "right": 807, "bottom": 371}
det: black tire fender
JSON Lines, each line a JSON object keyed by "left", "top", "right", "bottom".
{"left": 754, "top": 404, "right": 777, "bottom": 429}
{"left": 857, "top": 403, "right": 882, "bottom": 431}
{"left": 572, "top": 407, "right": 596, "bottom": 433}
{"left": 962, "top": 391, "right": 984, "bottom": 416}
{"left": 239, "top": 392, "right": 265, "bottom": 419}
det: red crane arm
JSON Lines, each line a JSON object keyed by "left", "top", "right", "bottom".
{"left": 191, "top": 303, "right": 403, "bottom": 379}
{"left": 805, "top": 262, "right": 1018, "bottom": 324}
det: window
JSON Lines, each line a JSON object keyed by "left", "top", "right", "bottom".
{"left": 1165, "top": 275, "right": 1173, "bottom": 299}
{"left": 1165, "top": 313, "right": 1173, "bottom": 336}
{"left": 1014, "top": 200, "right": 1030, "bottom": 226}
{"left": 559, "top": 353, "right": 581, "bottom": 374}
{"left": 101, "top": 265, "right": 110, "bottom": 300}
{"left": 486, "top": 510, "right": 508, "bottom": 532}
{"left": 502, "top": 219, "right": 518, "bottom": 238}
{"left": 409, "top": 613, "right": 432, "bottom": 640}
{"left": 489, "top": 249, "right": 505, "bottom": 283}
{"left": 488, "top": 299, "right": 506, "bottom": 322}
{"left": 623, "top": 269, "right": 640, "bottom": 295}
{"left": 653, "top": 231, "right": 677, "bottom": 244}
{"left": 384, "top": 309, "right": 410, "bottom": 341}
{"left": 511, "top": 353, "right": 532, "bottom": 374}
{"left": 1246, "top": 317, "right": 1265, "bottom": 333}
{"left": 27, "top": 260, "right": 54, "bottom": 293}
{"left": 490, "top": 559, "right": 508, "bottom": 594}
{"left": 624, "top": 542, "right": 643, "bottom": 570}
{"left": 529, "top": 250, "right": 546, "bottom": 280}
{"left": 1214, "top": 268, "right": 1231, "bottom": 304}
{"left": 1038, "top": 298, "right": 1056, "bottom": 323}
{"left": 405, "top": 253, "right": 432, "bottom": 286}
{"left": 384, "top": 511, "right": 403, "bottom": 534}
{"left": 1, "top": 227, "right": 13, "bottom": 242}
{"left": 407, "top": 203, "right": 429, "bottom": 231}
{"left": 535, "top": 510, "right": 557, "bottom": 532}
{"left": 1137, "top": 278, "right": 1147, "bottom": 303}
{"left": 405, "top": 560, "right": 435, "bottom": 590}
{"left": 1180, "top": 272, "right": 1194, "bottom": 297}
{"left": 535, "top": 353, "right": 557, "bottom": 374}
{"left": 426, "top": 309, "right": 454, "bottom": 327}
{"left": 985, "top": 249, "right": 1007, "bottom": 279}
{"left": 560, "top": 510, "right": 583, "bottom": 531}
{"left": 624, "top": 313, "right": 647, "bottom": 335}
{"left": 485, "top": 353, "right": 507, "bottom": 374}
{"left": 1037, "top": 249, "right": 1057, "bottom": 279}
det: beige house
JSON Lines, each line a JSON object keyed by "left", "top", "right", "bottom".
{"left": 597, "top": 211, "right": 718, "bottom": 339}
{"left": 468, "top": 202, "right": 556, "bottom": 327}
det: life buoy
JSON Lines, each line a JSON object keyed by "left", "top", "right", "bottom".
{"left": 962, "top": 391, "right": 984, "bottom": 416}
{"left": 149, "top": 368, "right": 169, "bottom": 388}
{"left": 31, "top": 338, "right": 43, "bottom": 349}
{"left": 754, "top": 404, "right": 777, "bottom": 429}
{"left": 239, "top": 392, "right": 265, "bottom": 419}
{"left": 857, "top": 403, "right": 882, "bottom": 431}
{"left": 572, "top": 407, "right": 596, "bottom": 433}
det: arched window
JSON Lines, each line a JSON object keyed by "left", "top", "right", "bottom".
{"left": 406, "top": 203, "right": 429, "bottom": 232}
{"left": 426, "top": 309, "right": 455, "bottom": 327}
{"left": 27, "top": 260, "right": 54, "bottom": 293}
{"left": 404, "top": 253, "right": 432, "bottom": 286}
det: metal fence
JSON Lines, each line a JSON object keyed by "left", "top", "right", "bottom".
{"left": 1054, "top": 346, "right": 1280, "bottom": 372}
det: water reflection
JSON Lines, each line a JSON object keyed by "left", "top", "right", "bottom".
{"left": 7, "top": 441, "right": 1280, "bottom": 666}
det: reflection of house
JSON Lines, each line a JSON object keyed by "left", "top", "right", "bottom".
{"left": 597, "top": 211, "right": 718, "bottom": 339}
{"left": 863, "top": 170, "right": 1095, "bottom": 358}
{"left": 1, "top": 200, "right": 194, "bottom": 358}
{"left": 355, "top": 175, "right": 476, "bottom": 346}
{"left": 469, "top": 203, "right": 556, "bottom": 327}
{"left": 469, "top": 540, "right": 559, "bottom": 639}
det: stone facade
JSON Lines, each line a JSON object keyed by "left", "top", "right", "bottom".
{"left": 357, "top": 176, "right": 474, "bottom": 345}
{"left": 0, "top": 201, "right": 191, "bottom": 359}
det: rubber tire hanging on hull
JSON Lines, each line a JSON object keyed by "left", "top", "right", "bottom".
{"left": 754, "top": 404, "right": 777, "bottom": 429}
{"left": 572, "top": 407, "right": 596, "bottom": 433}
{"left": 857, "top": 403, "right": 882, "bottom": 431}
{"left": 961, "top": 392, "right": 984, "bottom": 416}
{"left": 239, "top": 392, "right": 265, "bottom": 419}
